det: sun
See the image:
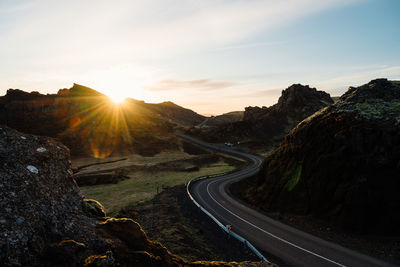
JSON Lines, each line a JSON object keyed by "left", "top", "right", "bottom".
{"left": 109, "top": 94, "right": 127, "bottom": 104}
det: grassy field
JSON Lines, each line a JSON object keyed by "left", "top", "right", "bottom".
{"left": 79, "top": 159, "right": 235, "bottom": 216}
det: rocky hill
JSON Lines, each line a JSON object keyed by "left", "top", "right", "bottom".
{"left": 201, "top": 111, "right": 244, "bottom": 127}
{"left": 232, "top": 79, "right": 400, "bottom": 234}
{"left": 142, "top": 101, "right": 205, "bottom": 126}
{"left": 0, "top": 84, "right": 204, "bottom": 156}
{"left": 188, "top": 84, "right": 333, "bottom": 151}
{"left": 0, "top": 125, "right": 273, "bottom": 267}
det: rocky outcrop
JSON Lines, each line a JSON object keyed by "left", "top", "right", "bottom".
{"left": 0, "top": 125, "right": 272, "bottom": 266}
{"left": 0, "top": 84, "right": 203, "bottom": 157}
{"left": 244, "top": 84, "right": 333, "bottom": 122}
{"left": 0, "top": 125, "right": 101, "bottom": 266}
{"left": 189, "top": 84, "right": 333, "bottom": 147}
{"left": 234, "top": 79, "right": 400, "bottom": 234}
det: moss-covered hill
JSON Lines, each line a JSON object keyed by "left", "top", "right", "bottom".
{"left": 233, "top": 79, "right": 400, "bottom": 235}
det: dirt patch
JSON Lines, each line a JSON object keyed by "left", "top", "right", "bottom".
{"left": 117, "top": 185, "right": 261, "bottom": 262}
{"left": 73, "top": 158, "right": 128, "bottom": 173}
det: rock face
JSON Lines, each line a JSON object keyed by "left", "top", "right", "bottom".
{"left": 235, "top": 79, "right": 400, "bottom": 234}
{"left": 0, "top": 125, "right": 100, "bottom": 265}
{"left": 244, "top": 84, "right": 333, "bottom": 122}
{"left": 242, "top": 84, "right": 333, "bottom": 139}
{"left": 0, "top": 125, "right": 271, "bottom": 266}
{"left": 0, "top": 84, "right": 204, "bottom": 157}
{"left": 189, "top": 84, "right": 332, "bottom": 145}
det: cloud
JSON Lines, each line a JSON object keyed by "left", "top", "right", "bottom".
{"left": 0, "top": 0, "right": 364, "bottom": 66}
{"left": 212, "top": 41, "right": 287, "bottom": 51}
{"left": 145, "top": 79, "right": 235, "bottom": 91}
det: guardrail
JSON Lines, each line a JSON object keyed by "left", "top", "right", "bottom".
{"left": 186, "top": 176, "right": 270, "bottom": 263}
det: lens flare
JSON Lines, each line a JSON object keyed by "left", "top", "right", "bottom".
{"left": 61, "top": 92, "right": 134, "bottom": 158}
{"left": 287, "top": 164, "right": 302, "bottom": 191}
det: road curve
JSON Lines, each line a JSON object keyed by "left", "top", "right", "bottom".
{"left": 178, "top": 134, "right": 395, "bottom": 267}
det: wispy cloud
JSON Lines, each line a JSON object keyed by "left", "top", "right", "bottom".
{"left": 0, "top": 0, "right": 364, "bottom": 65}
{"left": 212, "top": 41, "right": 287, "bottom": 51}
{"left": 145, "top": 79, "right": 235, "bottom": 91}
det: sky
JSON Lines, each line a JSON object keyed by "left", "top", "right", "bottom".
{"left": 0, "top": 0, "right": 399, "bottom": 115}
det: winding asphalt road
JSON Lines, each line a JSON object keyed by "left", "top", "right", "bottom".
{"left": 178, "top": 134, "right": 395, "bottom": 267}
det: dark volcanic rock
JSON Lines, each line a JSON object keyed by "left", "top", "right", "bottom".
{"left": 0, "top": 125, "right": 102, "bottom": 266}
{"left": 243, "top": 84, "right": 332, "bottom": 122}
{"left": 190, "top": 84, "right": 333, "bottom": 145}
{"left": 0, "top": 125, "right": 269, "bottom": 266}
{"left": 241, "top": 84, "right": 333, "bottom": 140}
{"left": 235, "top": 79, "right": 400, "bottom": 234}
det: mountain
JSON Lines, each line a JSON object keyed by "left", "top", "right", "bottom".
{"left": 188, "top": 84, "right": 333, "bottom": 152}
{"left": 0, "top": 83, "right": 204, "bottom": 156}
{"left": 232, "top": 79, "right": 400, "bottom": 234}
{"left": 124, "top": 100, "right": 205, "bottom": 126}
{"left": 201, "top": 111, "right": 244, "bottom": 127}
{"left": 0, "top": 125, "right": 272, "bottom": 266}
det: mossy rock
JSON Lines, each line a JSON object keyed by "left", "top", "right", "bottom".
{"left": 82, "top": 199, "right": 106, "bottom": 218}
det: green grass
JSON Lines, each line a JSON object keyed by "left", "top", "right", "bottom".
{"left": 355, "top": 100, "right": 400, "bottom": 121}
{"left": 79, "top": 161, "right": 235, "bottom": 216}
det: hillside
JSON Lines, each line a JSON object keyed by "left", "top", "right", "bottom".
{"left": 0, "top": 83, "right": 204, "bottom": 156}
{"left": 232, "top": 79, "right": 400, "bottom": 235}
{"left": 0, "top": 125, "right": 272, "bottom": 266}
{"left": 188, "top": 84, "right": 333, "bottom": 153}
{"left": 201, "top": 111, "right": 244, "bottom": 127}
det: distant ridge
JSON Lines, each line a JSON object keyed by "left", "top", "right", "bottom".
{"left": 200, "top": 111, "right": 244, "bottom": 127}
{"left": 188, "top": 83, "right": 333, "bottom": 151}
{"left": 58, "top": 83, "right": 105, "bottom": 97}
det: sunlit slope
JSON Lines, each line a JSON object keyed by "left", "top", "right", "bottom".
{"left": 0, "top": 83, "right": 204, "bottom": 157}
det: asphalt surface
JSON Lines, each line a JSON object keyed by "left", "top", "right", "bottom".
{"left": 178, "top": 134, "right": 396, "bottom": 267}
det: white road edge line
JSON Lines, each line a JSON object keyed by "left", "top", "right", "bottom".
{"left": 206, "top": 180, "right": 346, "bottom": 267}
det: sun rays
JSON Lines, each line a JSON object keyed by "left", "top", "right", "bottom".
{"left": 63, "top": 94, "right": 134, "bottom": 158}
{"left": 109, "top": 95, "right": 127, "bottom": 104}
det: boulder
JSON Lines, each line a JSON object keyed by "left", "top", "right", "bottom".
{"left": 0, "top": 125, "right": 102, "bottom": 266}
{"left": 82, "top": 199, "right": 106, "bottom": 218}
